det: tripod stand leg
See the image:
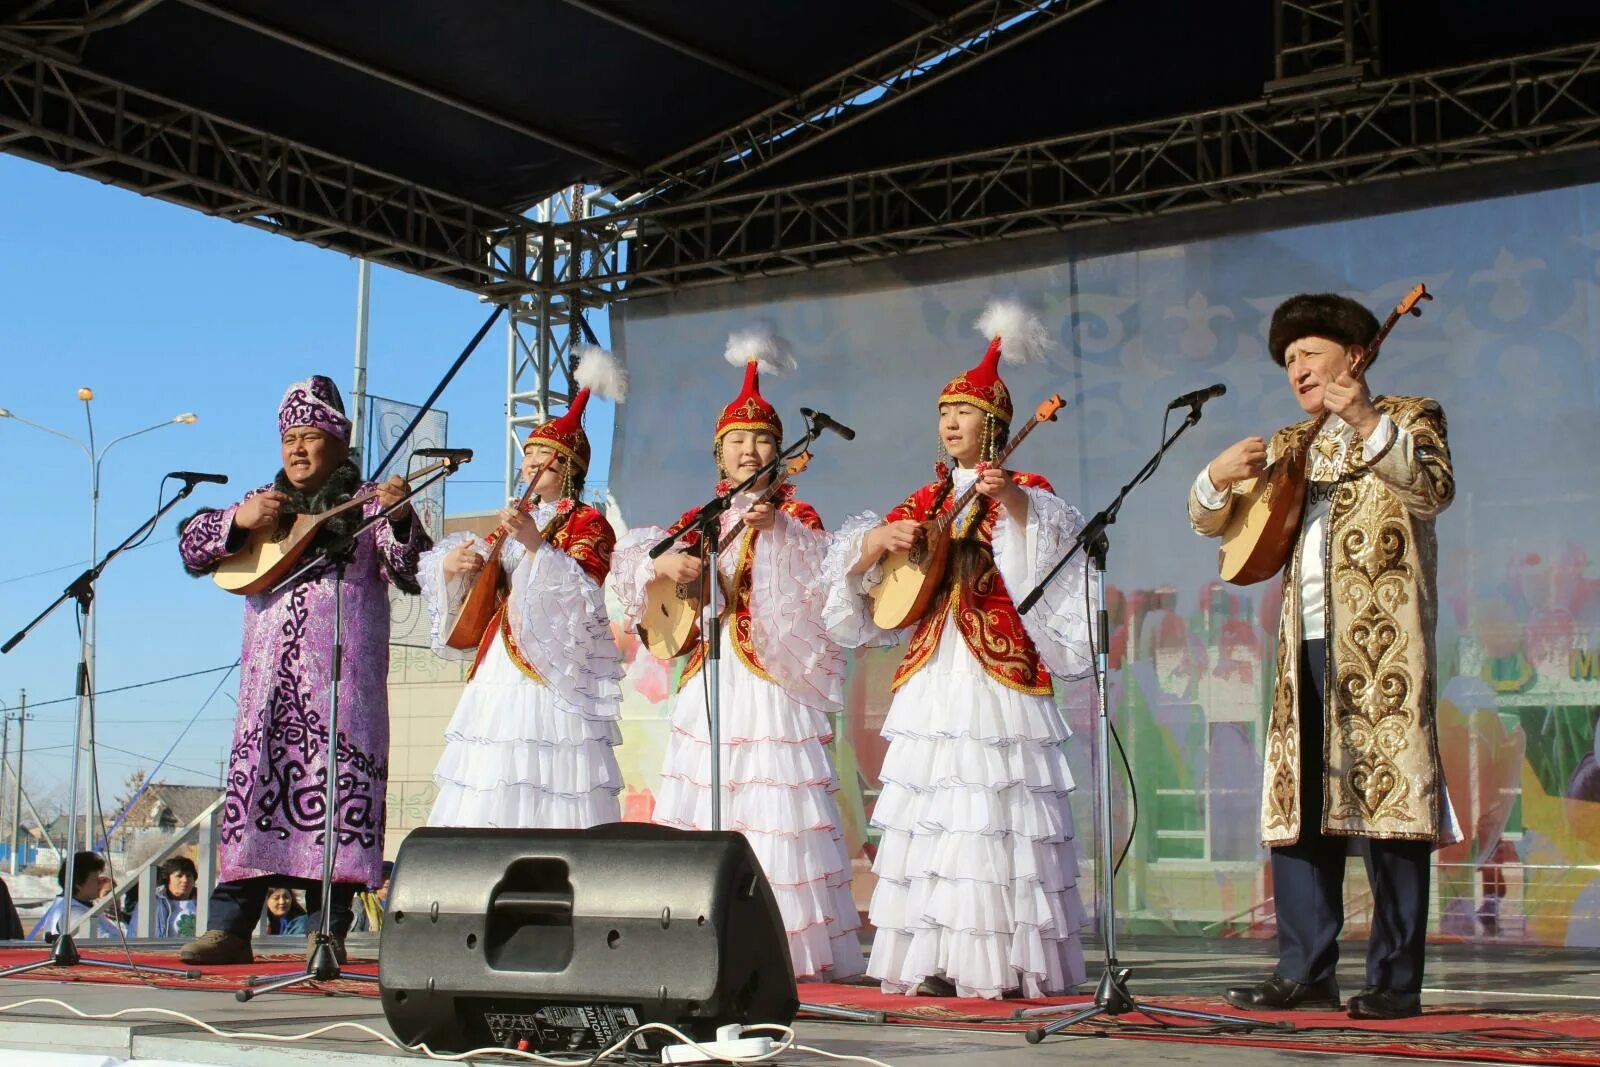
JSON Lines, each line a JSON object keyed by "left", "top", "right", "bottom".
{"left": 1132, "top": 1002, "right": 1293, "bottom": 1030}
{"left": 236, "top": 934, "right": 375, "bottom": 1001}
{"left": 1025, "top": 1004, "right": 1109, "bottom": 1043}
{"left": 0, "top": 957, "right": 67, "bottom": 980}
{"left": 0, "top": 932, "right": 201, "bottom": 981}
{"left": 797, "top": 1002, "right": 886, "bottom": 1024}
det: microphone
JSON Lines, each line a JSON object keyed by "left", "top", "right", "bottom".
{"left": 167, "top": 471, "right": 229, "bottom": 485}
{"left": 1166, "top": 383, "right": 1227, "bottom": 411}
{"left": 799, "top": 407, "right": 857, "bottom": 442}
{"left": 413, "top": 447, "right": 474, "bottom": 463}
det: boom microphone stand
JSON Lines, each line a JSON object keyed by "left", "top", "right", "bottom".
{"left": 240, "top": 458, "right": 464, "bottom": 1001}
{"left": 647, "top": 419, "right": 830, "bottom": 832}
{"left": 1014, "top": 398, "right": 1284, "bottom": 1042}
{"left": 0, "top": 474, "right": 215, "bottom": 981}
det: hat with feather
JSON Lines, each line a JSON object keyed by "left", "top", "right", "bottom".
{"left": 939, "top": 301, "right": 1050, "bottom": 424}
{"left": 715, "top": 323, "right": 795, "bottom": 444}
{"left": 524, "top": 345, "right": 627, "bottom": 471}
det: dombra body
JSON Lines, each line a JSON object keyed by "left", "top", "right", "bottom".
{"left": 212, "top": 458, "right": 453, "bottom": 595}
{"left": 638, "top": 452, "right": 810, "bottom": 662}
{"left": 868, "top": 395, "right": 1063, "bottom": 630}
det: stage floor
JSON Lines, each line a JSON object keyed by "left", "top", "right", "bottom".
{"left": 1, "top": 936, "right": 1598, "bottom": 1065}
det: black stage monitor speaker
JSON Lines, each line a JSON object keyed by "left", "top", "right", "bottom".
{"left": 378, "top": 823, "right": 799, "bottom": 1054}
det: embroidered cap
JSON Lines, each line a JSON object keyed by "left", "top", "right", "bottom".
{"left": 278, "top": 375, "right": 351, "bottom": 443}
{"left": 524, "top": 345, "right": 628, "bottom": 471}
{"left": 939, "top": 301, "right": 1050, "bottom": 424}
{"left": 716, "top": 324, "right": 795, "bottom": 444}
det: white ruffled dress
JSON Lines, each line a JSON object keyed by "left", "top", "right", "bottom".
{"left": 610, "top": 492, "right": 866, "bottom": 982}
{"left": 418, "top": 500, "right": 623, "bottom": 829}
{"left": 822, "top": 469, "right": 1093, "bottom": 999}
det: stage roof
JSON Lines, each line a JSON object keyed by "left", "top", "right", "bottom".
{"left": 4, "top": 0, "right": 1600, "bottom": 293}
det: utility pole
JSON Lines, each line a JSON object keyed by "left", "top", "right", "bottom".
{"left": 8, "top": 690, "right": 25, "bottom": 876}
{"left": 1, "top": 707, "right": 9, "bottom": 861}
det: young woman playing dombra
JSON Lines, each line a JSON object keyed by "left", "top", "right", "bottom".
{"left": 419, "top": 347, "right": 627, "bottom": 830}
{"left": 610, "top": 329, "right": 865, "bottom": 983}
{"left": 823, "top": 304, "right": 1094, "bottom": 1000}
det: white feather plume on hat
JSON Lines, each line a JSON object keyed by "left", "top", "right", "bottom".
{"left": 573, "top": 344, "right": 628, "bottom": 403}
{"left": 724, "top": 322, "right": 797, "bottom": 375}
{"left": 976, "top": 300, "right": 1050, "bottom": 364}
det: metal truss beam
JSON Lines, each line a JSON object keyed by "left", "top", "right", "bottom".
{"left": 567, "top": 39, "right": 1600, "bottom": 298}
{"left": 624, "top": 0, "right": 1106, "bottom": 203}
{"left": 1269, "top": 0, "right": 1379, "bottom": 93}
{"left": 0, "top": 32, "right": 542, "bottom": 295}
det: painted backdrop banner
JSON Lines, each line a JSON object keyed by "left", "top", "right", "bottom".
{"left": 606, "top": 181, "right": 1600, "bottom": 947}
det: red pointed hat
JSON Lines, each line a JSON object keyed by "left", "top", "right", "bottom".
{"left": 524, "top": 345, "right": 627, "bottom": 471}
{"left": 939, "top": 301, "right": 1050, "bottom": 424}
{"left": 715, "top": 324, "right": 795, "bottom": 444}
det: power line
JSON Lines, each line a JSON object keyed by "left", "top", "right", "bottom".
{"left": 93, "top": 743, "right": 216, "bottom": 782}
{"left": 0, "top": 535, "right": 178, "bottom": 586}
{"left": 25, "top": 662, "right": 240, "bottom": 709}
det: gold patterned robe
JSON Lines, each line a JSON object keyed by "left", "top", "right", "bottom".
{"left": 1188, "top": 395, "right": 1454, "bottom": 846}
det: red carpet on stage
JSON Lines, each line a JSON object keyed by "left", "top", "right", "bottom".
{"left": 0, "top": 946, "right": 379, "bottom": 997}
{"left": 798, "top": 981, "right": 1600, "bottom": 1066}
{"left": 5, "top": 949, "right": 1600, "bottom": 1065}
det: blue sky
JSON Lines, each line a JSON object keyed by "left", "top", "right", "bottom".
{"left": 0, "top": 154, "right": 611, "bottom": 815}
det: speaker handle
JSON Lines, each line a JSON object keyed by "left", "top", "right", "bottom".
{"left": 493, "top": 891, "right": 574, "bottom": 920}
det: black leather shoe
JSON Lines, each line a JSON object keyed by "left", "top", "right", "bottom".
{"left": 1224, "top": 973, "right": 1341, "bottom": 1011}
{"left": 916, "top": 975, "right": 958, "bottom": 997}
{"left": 1348, "top": 988, "right": 1421, "bottom": 1020}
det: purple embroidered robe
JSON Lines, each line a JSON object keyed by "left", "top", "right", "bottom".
{"left": 178, "top": 484, "right": 429, "bottom": 885}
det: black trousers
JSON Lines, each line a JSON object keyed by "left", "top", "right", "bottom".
{"left": 1271, "top": 639, "right": 1432, "bottom": 994}
{"left": 205, "top": 875, "right": 356, "bottom": 939}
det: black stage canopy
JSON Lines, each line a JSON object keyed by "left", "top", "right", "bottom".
{"left": 3, "top": 0, "right": 1600, "bottom": 294}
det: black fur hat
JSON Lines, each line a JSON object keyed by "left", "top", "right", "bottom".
{"left": 1268, "top": 293, "right": 1381, "bottom": 367}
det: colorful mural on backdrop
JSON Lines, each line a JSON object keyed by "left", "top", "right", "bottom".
{"left": 600, "top": 178, "right": 1600, "bottom": 949}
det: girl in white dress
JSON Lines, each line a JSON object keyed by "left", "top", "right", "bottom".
{"left": 610, "top": 329, "right": 865, "bottom": 982}
{"left": 822, "top": 303, "right": 1093, "bottom": 1000}
{"left": 419, "top": 346, "right": 627, "bottom": 829}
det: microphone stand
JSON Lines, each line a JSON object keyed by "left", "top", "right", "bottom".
{"left": 1013, "top": 403, "right": 1284, "bottom": 1042}
{"left": 649, "top": 417, "right": 881, "bottom": 1026}
{"left": 239, "top": 459, "right": 461, "bottom": 1001}
{"left": 648, "top": 424, "right": 823, "bottom": 832}
{"left": 0, "top": 477, "right": 213, "bottom": 981}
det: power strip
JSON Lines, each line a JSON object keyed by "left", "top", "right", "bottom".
{"left": 660, "top": 1024, "right": 774, "bottom": 1064}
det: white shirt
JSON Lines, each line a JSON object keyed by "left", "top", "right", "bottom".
{"left": 1194, "top": 414, "right": 1394, "bottom": 641}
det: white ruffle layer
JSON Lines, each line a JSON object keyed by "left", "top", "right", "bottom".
{"left": 417, "top": 531, "right": 481, "bottom": 662}
{"left": 419, "top": 508, "right": 623, "bottom": 710}
{"left": 820, "top": 511, "right": 902, "bottom": 650}
{"left": 866, "top": 618, "right": 1088, "bottom": 1000}
{"left": 988, "top": 479, "right": 1093, "bottom": 681}
{"left": 654, "top": 647, "right": 865, "bottom": 982}
{"left": 429, "top": 616, "right": 622, "bottom": 831}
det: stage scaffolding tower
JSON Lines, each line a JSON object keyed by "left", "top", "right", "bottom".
{"left": 498, "top": 185, "right": 636, "bottom": 499}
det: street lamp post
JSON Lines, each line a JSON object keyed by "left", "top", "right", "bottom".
{"left": 0, "top": 395, "right": 196, "bottom": 924}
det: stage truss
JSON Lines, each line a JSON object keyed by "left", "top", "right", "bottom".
{"left": 3, "top": 2, "right": 1599, "bottom": 492}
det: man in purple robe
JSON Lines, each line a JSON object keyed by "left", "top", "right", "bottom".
{"left": 175, "top": 375, "right": 429, "bottom": 965}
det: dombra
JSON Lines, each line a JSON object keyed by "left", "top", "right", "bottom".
{"left": 638, "top": 452, "right": 810, "bottom": 662}
{"left": 868, "top": 394, "right": 1064, "bottom": 630}
{"left": 1217, "top": 283, "right": 1430, "bottom": 586}
{"left": 212, "top": 458, "right": 455, "bottom": 595}
{"left": 443, "top": 452, "right": 562, "bottom": 651}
